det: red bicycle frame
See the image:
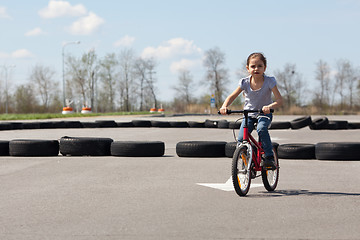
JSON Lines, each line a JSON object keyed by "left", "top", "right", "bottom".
{"left": 225, "top": 109, "right": 274, "bottom": 171}
{"left": 241, "top": 110, "right": 265, "bottom": 172}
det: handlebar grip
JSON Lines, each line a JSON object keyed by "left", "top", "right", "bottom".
{"left": 218, "top": 110, "right": 232, "bottom": 115}
{"left": 218, "top": 109, "right": 274, "bottom": 115}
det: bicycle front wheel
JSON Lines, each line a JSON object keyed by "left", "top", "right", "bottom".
{"left": 232, "top": 146, "right": 251, "bottom": 196}
{"left": 261, "top": 147, "right": 279, "bottom": 191}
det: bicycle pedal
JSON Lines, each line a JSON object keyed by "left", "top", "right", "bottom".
{"left": 263, "top": 165, "right": 277, "bottom": 170}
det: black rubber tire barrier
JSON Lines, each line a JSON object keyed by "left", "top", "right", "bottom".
{"left": 117, "top": 122, "right": 134, "bottom": 127}
{"left": 176, "top": 141, "right": 226, "bottom": 157}
{"left": 218, "top": 120, "right": 230, "bottom": 129}
{"left": 310, "top": 117, "right": 329, "bottom": 130}
{"left": 111, "top": 141, "right": 165, "bottom": 157}
{"left": 52, "top": 121, "right": 66, "bottom": 128}
{"left": 169, "top": 121, "right": 189, "bottom": 128}
{"left": 95, "top": 120, "right": 118, "bottom": 128}
{"left": 9, "top": 139, "right": 59, "bottom": 157}
{"left": 59, "top": 136, "right": 113, "bottom": 156}
{"left": 204, "top": 120, "right": 218, "bottom": 128}
{"left": 10, "top": 122, "right": 24, "bottom": 130}
{"left": 151, "top": 121, "right": 171, "bottom": 128}
{"left": 0, "top": 123, "right": 12, "bottom": 131}
{"left": 188, "top": 121, "right": 205, "bottom": 128}
{"left": 39, "top": 121, "right": 55, "bottom": 129}
{"left": 65, "top": 121, "right": 83, "bottom": 128}
{"left": 229, "top": 121, "right": 241, "bottom": 129}
{"left": 326, "top": 121, "right": 348, "bottom": 130}
{"left": 269, "top": 121, "right": 291, "bottom": 130}
{"left": 290, "top": 116, "right": 312, "bottom": 129}
{"left": 22, "top": 122, "right": 41, "bottom": 129}
{"left": 278, "top": 143, "right": 315, "bottom": 159}
{"left": 315, "top": 142, "right": 360, "bottom": 160}
{"left": 0, "top": 140, "right": 10, "bottom": 156}
{"left": 81, "top": 122, "right": 100, "bottom": 128}
{"left": 132, "top": 120, "right": 152, "bottom": 127}
{"left": 349, "top": 122, "right": 360, "bottom": 129}
{"left": 225, "top": 142, "right": 237, "bottom": 158}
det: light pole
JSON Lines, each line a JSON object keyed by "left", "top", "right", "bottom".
{"left": 1, "top": 64, "right": 16, "bottom": 114}
{"left": 62, "top": 41, "right": 80, "bottom": 107}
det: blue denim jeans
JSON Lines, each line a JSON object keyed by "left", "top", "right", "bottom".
{"left": 238, "top": 113, "right": 273, "bottom": 157}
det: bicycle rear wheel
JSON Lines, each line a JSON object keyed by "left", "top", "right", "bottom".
{"left": 261, "top": 147, "right": 279, "bottom": 191}
{"left": 232, "top": 146, "right": 251, "bottom": 196}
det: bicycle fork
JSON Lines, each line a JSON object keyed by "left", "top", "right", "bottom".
{"left": 237, "top": 141, "right": 253, "bottom": 174}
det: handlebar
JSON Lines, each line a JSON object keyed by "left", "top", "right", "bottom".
{"left": 218, "top": 109, "right": 274, "bottom": 115}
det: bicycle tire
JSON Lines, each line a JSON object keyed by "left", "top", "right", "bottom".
{"left": 232, "top": 146, "right": 251, "bottom": 196}
{"left": 261, "top": 146, "right": 279, "bottom": 191}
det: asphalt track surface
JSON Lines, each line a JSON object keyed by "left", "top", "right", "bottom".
{"left": 1, "top": 114, "right": 359, "bottom": 240}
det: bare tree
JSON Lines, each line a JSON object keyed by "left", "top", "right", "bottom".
{"left": 144, "top": 58, "right": 158, "bottom": 109}
{"left": 335, "top": 59, "right": 359, "bottom": 110}
{"left": 236, "top": 60, "right": 248, "bottom": 79}
{"left": 335, "top": 59, "right": 351, "bottom": 108}
{"left": 134, "top": 58, "right": 148, "bottom": 111}
{"left": 173, "top": 69, "right": 194, "bottom": 105}
{"left": 99, "top": 53, "right": 118, "bottom": 112}
{"left": 66, "top": 50, "right": 99, "bottom": 110}
{"left": 274, "top": 63, "right": 303, "bottom": 107}
{"left": 66, "top": 55, "right": 87, "bottom": 108}
{"left": 85, "top": 50, "right": 99, "bottom": 110}
{"left": 13, "top": 84, "right": 38, "bottom": 113}
{"left": 203, "top": 47, "right": 229, "bottom": 108}
{"left": 313, "top": 60, "right": 332, "bottom": 110}
{"left": 118, "top": 49, "right": 135, "bottom": 111}
{"left": 29, "top": 64, "right": 58, "bottom": 111}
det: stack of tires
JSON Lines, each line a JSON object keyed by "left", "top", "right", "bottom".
{"left": 0, "top": 137, "right": 165, "bottom": 157}
{"left": 277, "top": 142, "right": 360, "bottom": 160}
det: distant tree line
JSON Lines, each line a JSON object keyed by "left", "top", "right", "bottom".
{"left": 1, "top": 47, "right": 359, "bottom": 114}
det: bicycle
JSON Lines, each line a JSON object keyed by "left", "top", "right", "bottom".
{"left": 221, "top": 109, "right": 279, "bottom": 197}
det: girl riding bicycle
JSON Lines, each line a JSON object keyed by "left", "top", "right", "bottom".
{"left": 220, "top": 52, "right": 283, "bottom": 169}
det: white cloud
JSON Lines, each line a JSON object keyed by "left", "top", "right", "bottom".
{"left": 0, "top": 51, "right": 9, "bottom": 58}
{"left": 25, "top": 27, "right": 46, "bottom": 37}
{"left": 0, "top": 6, "right": 11, "bottom": 19}
{"left": 0, "top": 49, "right": 34, "bottom": 59}
{"left": 141, "top": 38, "right": 202, "bottom": 59}
{"left": 11, "top": 49, "right": 34, "bottom": 59}
{"left": 38, "top": 0, "right": 87, "bottom": 18}
{"left": 170, "top": 58, "right": 202, "bottom": 73}
{"left": 68, "top": 12, "right": 105, "bottom": 35}
{"left": 114, "top": 35, "right": 135, "bottom": 47}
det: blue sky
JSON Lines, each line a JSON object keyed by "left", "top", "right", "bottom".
{"left": 1, "top": 0, "right": 360, "bottom": 102}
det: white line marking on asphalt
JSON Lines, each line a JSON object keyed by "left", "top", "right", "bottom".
{"left": 197, "top": 177, "right": 263, "bottom": 191}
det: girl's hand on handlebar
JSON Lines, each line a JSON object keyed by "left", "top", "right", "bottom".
{"left": 262, "top": 106, "right": 271, "bottom": 114}
{"left": 219, "top": 107, "right": 228, "bottom": 115}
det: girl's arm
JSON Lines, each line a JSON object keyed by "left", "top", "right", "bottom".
{"left": 219, "top": 86, "right": 242, "bottom": 115}
{"left": 262, "top": 85, "right": 283, "bottom": 114}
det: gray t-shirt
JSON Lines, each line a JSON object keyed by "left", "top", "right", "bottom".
{"left": 239, "top": 75, "right": 277, "bottom": 114}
